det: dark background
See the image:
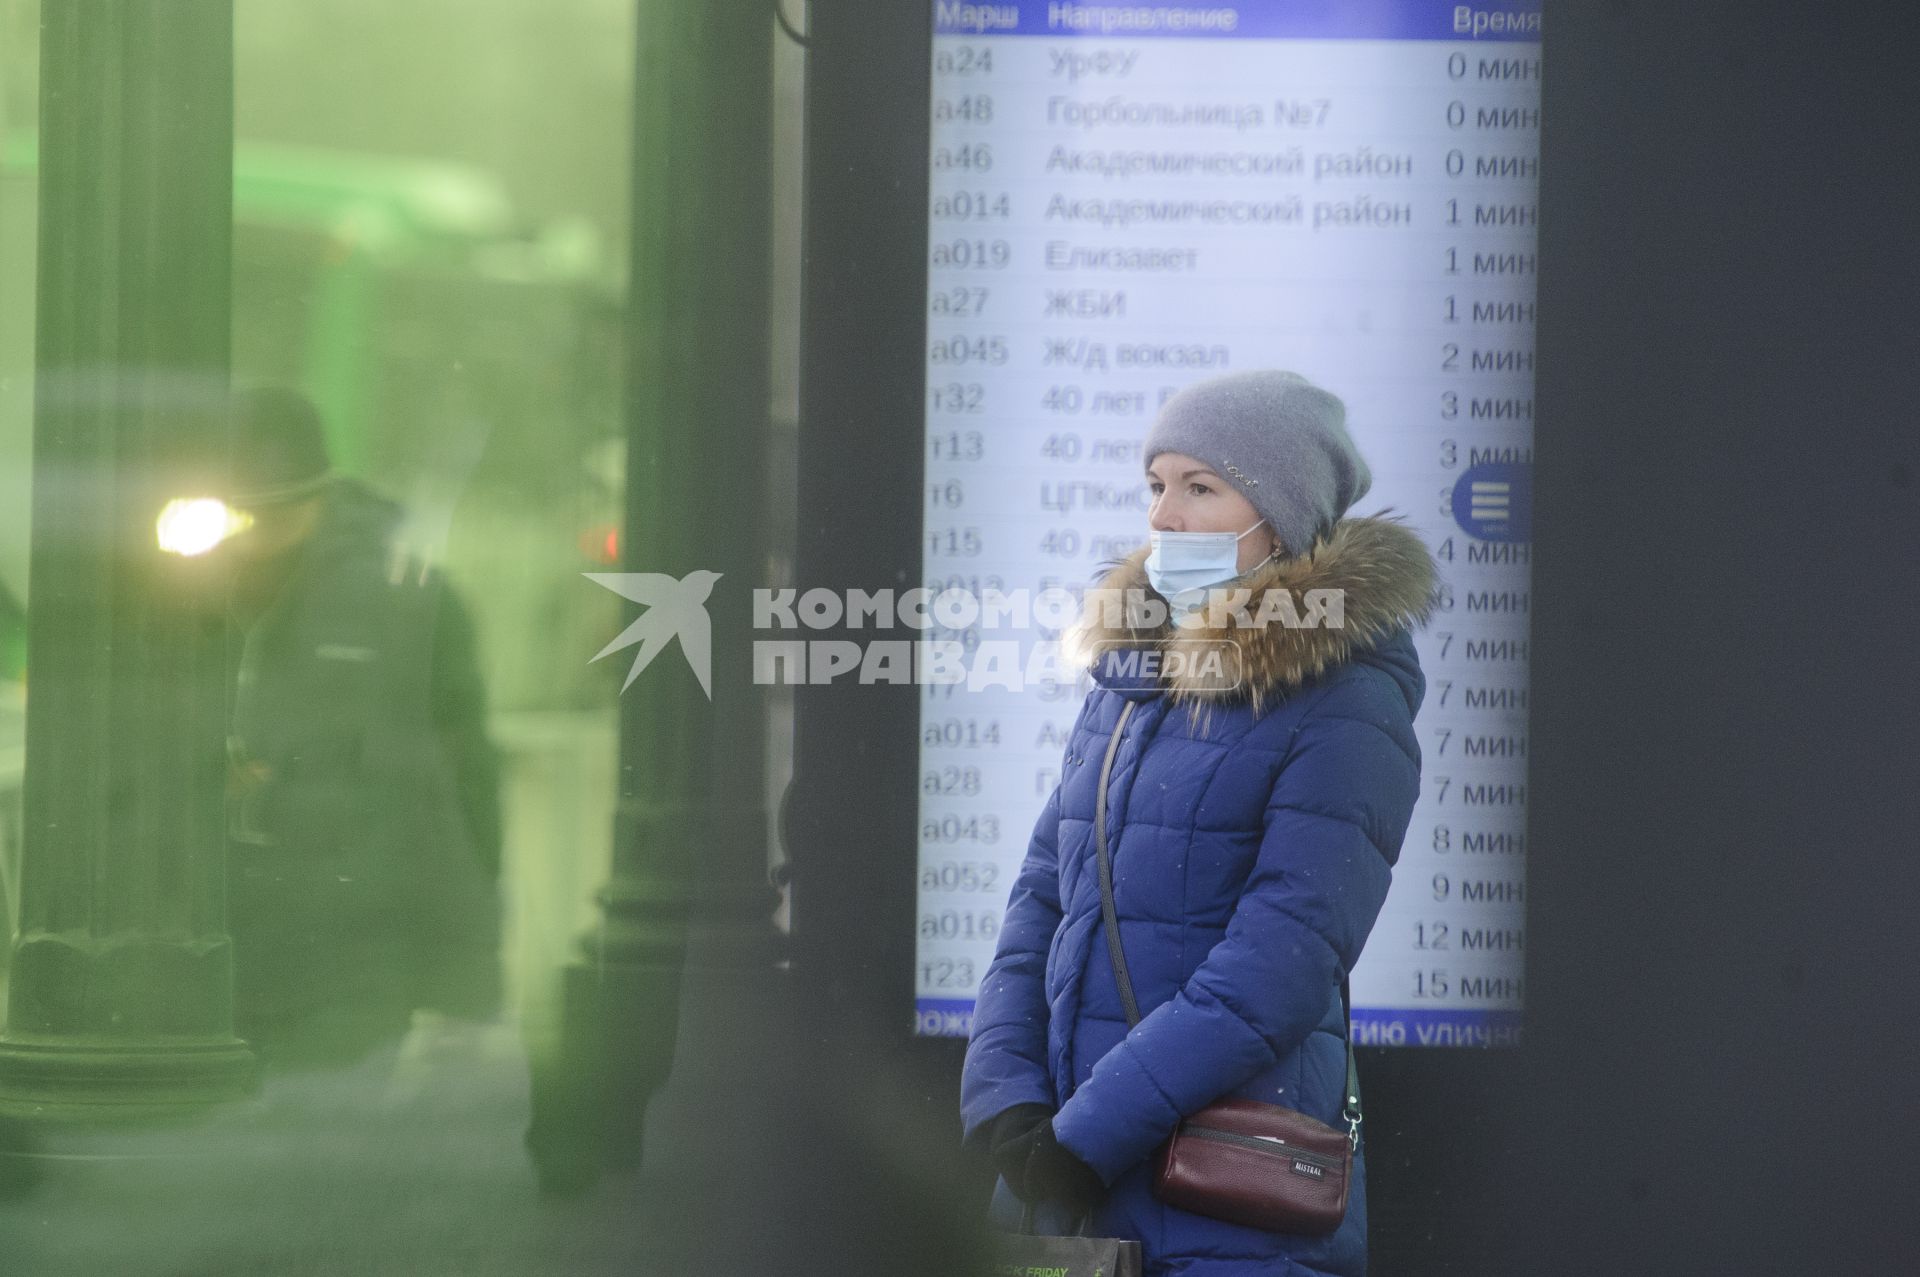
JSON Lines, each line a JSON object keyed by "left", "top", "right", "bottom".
{"left": 1510, "top": 1, "right": 1920, "bottom": 1272}
{"left": 788, "top": 2, "right": 1920, "bottom": 1273}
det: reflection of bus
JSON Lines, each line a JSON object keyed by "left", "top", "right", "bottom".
{"left": 0, "top": 130, "right": 627, "bottom": 712}
{"left": 1, "top": 133, "right": 632, "bottom": 1027}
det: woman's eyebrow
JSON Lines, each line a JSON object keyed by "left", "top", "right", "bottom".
{"left": 1144, "top": 468, "right": 1222, "bottom": 480}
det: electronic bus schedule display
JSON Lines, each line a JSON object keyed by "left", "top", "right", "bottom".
{"left": 915, "top": 1, "right": 1539, "bottom": 1048}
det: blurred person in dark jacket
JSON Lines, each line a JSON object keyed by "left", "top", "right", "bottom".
{"left": 221, "top": 386, "right": 502, "bottom": 1071}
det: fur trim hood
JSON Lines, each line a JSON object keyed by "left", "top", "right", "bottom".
{"left": 1065, "top": 511, "right": 1441, "bottom": 716}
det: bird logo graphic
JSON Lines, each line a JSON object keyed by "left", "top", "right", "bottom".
{"left": 584, "top": 570, "right": 723, "bottom": 698}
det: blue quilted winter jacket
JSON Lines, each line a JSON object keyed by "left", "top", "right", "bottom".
{"left": 961, "top": 514, "right": 1438, "bottom": 1277}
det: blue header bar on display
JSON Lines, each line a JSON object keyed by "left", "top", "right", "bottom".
{"left": 1351, "top": 1007, "right": 1524, "bottom": 1048}
{"left": 919, "top": 999, "right": 1525, "bottom": 1046}
{"left": 933, "top": 1, "right": 1543, "bottom": 42}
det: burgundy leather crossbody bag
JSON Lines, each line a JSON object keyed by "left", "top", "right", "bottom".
{"left": 1091, "top": 700, "right": 1359, "bottom": 1236}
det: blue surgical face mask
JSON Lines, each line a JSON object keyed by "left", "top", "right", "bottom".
{"left": 1145, "top": 518, "right": 1270, "bottom": 613}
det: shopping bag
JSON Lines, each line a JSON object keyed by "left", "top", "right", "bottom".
{"left": 987, "top": 1207, "right": 1142, "bottom": 1277}
{"left": 987, "top": 1232, "right": 1141, "bottom": 1277}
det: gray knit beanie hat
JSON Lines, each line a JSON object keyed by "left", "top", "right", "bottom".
{"left": 1143, "top": 369, "right": 1372, "bottom": 559}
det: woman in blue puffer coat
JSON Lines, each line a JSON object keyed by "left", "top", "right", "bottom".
{"left": 961, "top": 370, "right": 1439, "bottom": 1276}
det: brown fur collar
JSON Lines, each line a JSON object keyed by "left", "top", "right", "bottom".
{"left": 1064, "top": 512, "right": 1440, "bottom": 716}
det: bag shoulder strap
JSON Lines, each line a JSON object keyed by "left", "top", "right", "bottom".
{"left": 1092, "top": 700, "right": 1142, "bottom": 1026}
{"left": 1090, "top": 699, "right": 1363, "bottom": 1141}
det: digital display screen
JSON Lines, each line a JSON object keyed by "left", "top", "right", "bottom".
{"left": 917, "top": 1, "right": 1538, "bottom": 1046}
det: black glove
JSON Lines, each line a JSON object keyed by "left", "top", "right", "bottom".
{"left": 987, "top": 1104, "right": 1051, "bottom": 1173}
{"left": 987, "top": 1104, "right": 1105, "bottom": 1216}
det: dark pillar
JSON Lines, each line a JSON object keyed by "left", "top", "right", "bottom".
{"left": 526, "top": 0, "right": 777, "bottom": 1192}
{"left": 0, "top": 0, "right": 253, "bottom": 1114}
